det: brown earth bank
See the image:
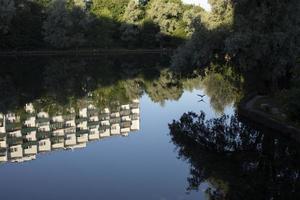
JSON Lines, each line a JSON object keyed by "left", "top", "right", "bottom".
{"left": 238, "top": 94, "right": 300, "bottom": 142}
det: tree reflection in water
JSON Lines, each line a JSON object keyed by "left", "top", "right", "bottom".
{"left": 200, "top": 73, "right": 239, "bottom": 114}
{"left": 169, "top": 112, "right": 300, "bottom": 200}
{"left": 0, "top": 54, "right": 173, "bottom": 112}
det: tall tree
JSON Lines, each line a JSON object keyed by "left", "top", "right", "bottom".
{"left": 147, "top": 0, "right": 183, "bottom": 34}
{"left": 122, "top": 0, "right": 144, "bottom": 23}
{"left": 120, "top": 0, "right": 145, "bottom": 47}
{"left": 182, "top": 6, "right": 203, "bottom": 36}
{"left": 91, "top": 0, "right": 129, "bottom": 20}
{"left": 43, "top": 0, "right": 88, "bottom": 48}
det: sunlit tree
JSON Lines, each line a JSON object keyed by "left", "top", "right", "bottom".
{"left": 147, "top": 0, "right": 183, "bottom": 34}
{"left": 122, "top": 0, "right": 144, "bottom": 23}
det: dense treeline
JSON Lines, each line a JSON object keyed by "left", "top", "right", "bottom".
{"left": 0, "top": 0, "right": 204, "bottom": 49}
{"left": 172, "top": 0, "right": 300, "bottom": 123}
{"left": 173, "top": 0, "right": 300, "bottom": 89}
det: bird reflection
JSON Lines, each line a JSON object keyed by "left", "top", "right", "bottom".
{"left": 198, "top": 99, "right": 206, "bottom": 103}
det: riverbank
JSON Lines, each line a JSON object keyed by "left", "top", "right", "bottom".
{"left": 238, "top": 95, "right": 300, "bottom": 142}
{"left": 0, "top": 48, "right": 175, "bottom": 57}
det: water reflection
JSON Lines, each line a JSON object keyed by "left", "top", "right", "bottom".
{"left": 0, "top": 55, "right": 172, "bottom": 111}
{"left": 0, "top": 55, "right": 213, "bottom": 199}
{"left": 0, "top": 55, "right": 299, "bottom": 199}
{"left": 169, "top": 112, "right": 300, "bottom": 200}
{"left": 199, "top": 67, "right": 243, "bottom": 114}
{"left": 0, "top": 99, "right": 140, "bottom": 163}
{"left": 0, "top": 56, "right": 244, "bottom": 165}
{"left": 0, "top": 56, "right": 242, "bottom": 114}
{"left": 0, "top": 55, "right": 197, "bottom": 165}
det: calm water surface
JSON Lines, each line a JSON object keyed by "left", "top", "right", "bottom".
{"left": 0, "top": 55, "right": 298, "bottom": 200}
{"left": 0, "top": 89, "right": 224, "bottom": 200}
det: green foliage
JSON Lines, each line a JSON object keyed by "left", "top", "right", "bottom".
{"left": 119, "top": 0, "right": 144, "bottom": 47}
{"left": 173, "top": 0, "right": 300, "bottom": 95}
{"left": 43, "top": 0, "right": 88, "bottom": 48}
{"left": 92, "top": 82, "right": 133, "bottom": 108}
{"left": 73, "top": 0, "right": 85, "bottom": 8}
{"left": 225, "top": 1, "right": 300, "bottom": 91}
{"left": 122, "top": 0, "right": 144, "bottom": 24}
{"left": 1, "top": 0, "right": 199, "bottom": 49}
{"left": 207, "top": 0, "right": 233, "bottom": 29}
{"left": 143, "top": 69, "right": 183, "bottom": 104}
{"left": 147, "top": 0, "right": 183, "bottom": 34}
{"left": 172, "top": 24, "right": 229, "bottom": 71}
{"left": 91, "top": 0, "right": 129, "bottom": 21}
{"left": 182, "top": 6, "right": 203, "bottom": 36}
{"left": 139, "top": 19, "right": 160, "bottom": 48}
{"left": 201, "top": 69, "right": 241, "bottom": 114}
{"left": 172, "top": 0, "right": 234, "bottom": 71}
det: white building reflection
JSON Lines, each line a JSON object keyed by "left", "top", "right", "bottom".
{"left": 0, "top": 99, "right": 140, "bottom": 163}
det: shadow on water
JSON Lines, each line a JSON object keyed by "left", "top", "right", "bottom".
{"left": 0, "top": 55, "right": 172, "bottom": 164}
{"left": 0, "top": 54, "right": 299, "bottom": 200}
{"left": 0, "top": 54, "right": 245, "bottom": 114}
{"left": 0, "top": 54, "right": 174, "bottom": 112}
{"left": 169, "top": 111, "right": 300, "bottom": 200}
{"left": 0, "top": 54, "right": 207, "bottom": 164}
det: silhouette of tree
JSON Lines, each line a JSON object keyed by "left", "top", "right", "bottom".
{"left": 169, "top": 111, "right": 300, "bottom": 200}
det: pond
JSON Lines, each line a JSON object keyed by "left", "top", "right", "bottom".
{"left": 0, "top": 55, "right": 299, "bottom": 200}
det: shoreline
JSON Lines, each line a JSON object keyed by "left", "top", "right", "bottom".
{"left": 0, "top": 48, "right": 175, "bottom": 57}
{"left": 238, "top": 95, "right": 300, "bottom": 142}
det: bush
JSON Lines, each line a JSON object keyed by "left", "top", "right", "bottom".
{"left": 282, "top": 88, "right": 300, "bottom": 123}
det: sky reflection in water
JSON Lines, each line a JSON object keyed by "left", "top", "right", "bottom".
{"left": 1, "top": 55, "right": 284, "bottom": 200}
{"left": 0, "top": 86, "right": 226, "bottom": 200}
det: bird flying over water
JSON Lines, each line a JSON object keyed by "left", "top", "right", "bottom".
{"left": 197, "top": 94, "right": 206, "bottom": 98}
